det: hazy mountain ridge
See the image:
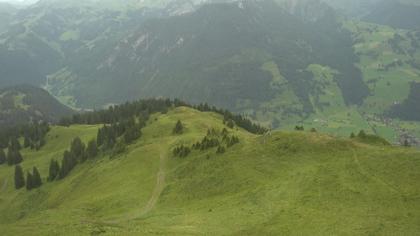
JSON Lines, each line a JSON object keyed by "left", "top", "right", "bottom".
{"left": 0, "top": 0, "right": 419, "bottom": 143}
{"left": 0, "top": 85, "right": 74, "bottom": 126}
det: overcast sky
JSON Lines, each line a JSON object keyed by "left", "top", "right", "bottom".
{"left": 0, "top": 0, "right": 39, "bottom": 4}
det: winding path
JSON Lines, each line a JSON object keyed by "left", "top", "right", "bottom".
{"left": 1, "top": 179, "right": 7, "bottom": 192}
{"left": 138, "top": 153, "right": 167, "bottom": 217}
{"left": 84, "top": 151, "right": 168, "bottom": 226}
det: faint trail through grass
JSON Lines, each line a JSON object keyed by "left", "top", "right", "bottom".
{"left": 138, "top": 152, "right": 167, "bottom": 217}
{"left": 1, "top": 179, "right": 7, "bottom": 192}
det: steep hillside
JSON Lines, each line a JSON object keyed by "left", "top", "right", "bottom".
{"left": 364, "top": 1, "right": 420, "bottom": 30}
{"left": 0, "top": 85, "right": 74, "bottom": 126}
{"left": 48, "top": 0, "right": 367, "bottom": 112}
{"left": 0, "top": 0, "right": 419, "bottom": 143}
{"left": 0, "top": 106, "right": 419, "bottom": 235}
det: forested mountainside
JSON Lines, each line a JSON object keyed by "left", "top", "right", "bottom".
{"left": 0, "top": 0, "right": 419, "bottom": 144}
{"left": 363, "top": 0, "right": 420, "bottom": 30}
{"left": 0, "top": 85, "right": 74, "bottom": 127}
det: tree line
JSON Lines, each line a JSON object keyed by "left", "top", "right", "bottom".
{"left": 47, "top": 137, "right": 99, "bottom": 181}
{"left": 0, "top": 122, "right": 50, "bottom": 167}
{"left": 0, "top": 138, "right": 23, "bottom": 166}
{"left": 173, "top": 125, "right": 240, "bottom": 158}
{"left": 14, "top": 165, "right": 42, "bottom": 191}
{"left": 0, "top": 121, "right": 50, "bottom": 150}
{"left": 58, "top": 98, "right": 267, "bottom": 135}
{"left": 47, "top": 115, "right": 144, "bottom": 182}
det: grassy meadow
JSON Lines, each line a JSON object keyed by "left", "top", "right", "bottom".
{"left": 0, "top": 107, "right": 419, "bottom": 235}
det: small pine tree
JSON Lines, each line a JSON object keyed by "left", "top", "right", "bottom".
{"left": 87, "top": 139, "right": 98, "bottom": 159}
{"left": 59, "top": 150, "right": 76, "bottom": 179}
{"left": 48, "top": 159, "right": 60, "bottom": 181}
{"left": 173, "top": 120, "right": 184, "bottom": 134}
{"left": 112, "top": 140, "right": 126, "bottom": 156}
{"left": 226, "top": 119, "right": 235, "bottom": 129}
{"left": 295, "top": 126, "right": 304, "bottom": 131}
{"left": 9, "top": 137, "right": 21, "bottom": 151}
{"left": 24, "top": 135, "right": 31, "bottom": 148}
{"left": 6, "top": 149, "right": 22, "bottom": 166}
{"left": 70, "top": 137, "right": 85, "bottom": 161}
{"left": 403, "top": 139, "right": 410, "bottom": 147}
{"left": 15, "top": 150, "right": 23, "bottom": 164}
{"left": 0, "top": 149, "right": 5, "bottom": 165}
{"left": 350, "top": 132, "right": 356, "bottom": 138}
{"left": 32, "top": 167, "right": 42, "bottom": 188}
{"left": 216, "top": 146, "right": 226, "bottom": 154}
{"left": 26, "top": 172, "right": 33, "bottom": 190}
{"left": 358, "top": 130, "right": 367, "bottom": 138}
{"left": 14, "top": 165, "right": 25, "bottom": 189}
{"left": 7, "top": 149, "right": 14, "bottom": 166}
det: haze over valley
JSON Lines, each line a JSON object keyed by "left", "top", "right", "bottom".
{"left": 0, "top": 0, "right": 420, "bottom": 235}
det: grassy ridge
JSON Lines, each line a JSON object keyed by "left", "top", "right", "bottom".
{"left": 0, "top": 107, "right": 419, "bottom": 235}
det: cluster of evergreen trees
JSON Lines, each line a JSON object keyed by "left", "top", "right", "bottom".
{"left": 192, "top": 128, "right": 239, "bottom": 151}
{"left": 22, "top": 122, "right": 49, "bottom": 150}
{"left": 26, "top": 167, "right": 42, "bottom": 190}
{"left": 59, "top": 99, "right": 171, "bottom": 126}
{"left": 6, "top": 148, "right": 23, "bottom": 166}
{"left": 0, "top": 122, "right": 50, "bottom": 167}
{"left": 173, "top": 145, "right": 191, "bottom": 158}
{"left": 294, "top": 126, "right": 304, "bottom": 131}
{"left": 58, "top": 98, "right": 266, "bottom": 135}
{"left": 0, "top": 138, "right": 23, "bottom": 166}
{"left": 350, "top": 130, "right": 390, "bottom": 146}
{"left": 48, "top": 137, "right": 99, "bottom": 181}
{"left": 45, "top": 104, "right": 147, "bottom": 182}
{"left": 193, "top": 103, "right": 267, "bottom": 134}
{"left": 173, "top": 127, "right": 240, "bottom": 158}
{"left": 96, "top": 120, "right": 141, "bottom": 156}
{"left": 0, "top": 121, "right": 50, "bottom": 150}
{"left": 47, "top": 116, "right": 141, "bottom": 182}
{"left": 14, "top": 165, "right": 42, "bottom": 191}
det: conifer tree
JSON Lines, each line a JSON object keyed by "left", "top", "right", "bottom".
{"left": 112, "top": 140, "right": 126, "bottom": 156}
{"left": 7, "top": 148, "right": 14, "bottom": 166}
{"left": 0, "top": 149, "right": 5, "bottom": 165}
{"left": 24, "top": 135, "right": 31, "bottom": 148}
{"left": 87, "top": 139, "right": 98, "bottom": 159}
{"left": 9, "top": 137, "right": 21, "bottom": 151}
{"left": 32, "top": 167, "right": 42, "bottom": 188}
{"left": 173, "top": 120, "right": 184, "bottom": 134}
{"left": 358, "top": 130, "right": 367, "bottom": 138}
{"left": 15, "top": 150, "right": 23, "bottom": 164}
{"left": 26, "top": 172, "right": 33, "bottom": 190}
{"left": 59, "top": 150, "right": 76, "bottom": 179}
{"left": 226, "top": 119, "right": 235, "bottom": 129}
{"left": 6, "top": 149, "right": 22, "bottom": 166}
{"left": 14, "top": 165, "right": 25, "bottom": 189}
{"left": 216, "top": 146, "right": 226, "bottom": 154}
{"left": 48, "top": 159, "right": 60, "bottom": 181}
{"left": 70, "top": 137, "right": 85, "bottom": 160}
{"left": 97, "top": 127, "right": 105, "bottom": 147}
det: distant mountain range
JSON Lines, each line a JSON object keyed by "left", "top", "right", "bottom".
{"left": 0, "top": 0, "right": 419, "bottom": 143}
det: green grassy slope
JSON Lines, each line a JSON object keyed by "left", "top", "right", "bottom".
{"left": 0, "top": 107, "right": 419, "bottom": 235}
